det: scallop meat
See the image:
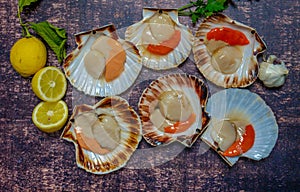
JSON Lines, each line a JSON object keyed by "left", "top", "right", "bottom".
{"left": 201, "top": 89, "right": 278, "bottom": 166}
{"left": 64, "top": 24, "right": 142, "bottom": 96}
{"left": 125, "top": 8, "right": 193, "bottom": 70}
{"left": 138, "top": 73, "right": 210, "bottom": 147}
{"left": 193, "top": 14, "right": 267, "bottom": 88}
{"left": 61, "top": 96, "right": 142, "bottom": 174}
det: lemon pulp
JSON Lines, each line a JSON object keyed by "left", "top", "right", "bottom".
{"left": 32, "top": 100, "right": 68, "bottom": 133}
{"left": 32, "top": 66, "right": 67, "bottom": 102}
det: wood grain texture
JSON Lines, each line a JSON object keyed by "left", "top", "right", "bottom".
{"left": 0, "top": 0, "right": 299, "bottom": 191}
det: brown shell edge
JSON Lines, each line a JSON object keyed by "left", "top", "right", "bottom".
{"left": 194, "top": 13, "right": 267, "bottom": 88}
{"left": 138, "top": 73, "right": 211, "bottom": 147}
{"left": 176, "top": 75, "right": 211, "bottom": 147}
{"left": 61, "top": 97, "right": 142, "bottom": 174}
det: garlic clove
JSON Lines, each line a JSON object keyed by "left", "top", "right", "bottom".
{"left": 258, "top": 55, "right": 289, "bottom": 87}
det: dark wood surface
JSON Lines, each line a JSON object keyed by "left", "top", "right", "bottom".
{"left": 1, "top": 0, "right": 299, "bottom": 191}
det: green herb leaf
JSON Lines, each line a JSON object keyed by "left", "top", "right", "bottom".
{"left": 178, "top": 0, "right": 229, "bottom": 24}
{"left": 206, "top": 0, "right": 228, "bottom": 12}
{"left": 30, "top": 21, "right": 67, "bottom": 63}
{"left": 18, "top": 0, "right": 40, "bottom": 13}
{"left": 191, "top": 13, "right": 199, "bottom": 24}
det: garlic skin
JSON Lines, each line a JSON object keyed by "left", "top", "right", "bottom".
{"left": 258, "top": 55, "right": 289, "bottom": 87}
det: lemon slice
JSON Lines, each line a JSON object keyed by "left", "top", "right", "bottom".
{"left": 32, "top": 66, "right": 67, "bottom": 102}
{"left": 32, "top": 100, "right": 68, "bottom": 133}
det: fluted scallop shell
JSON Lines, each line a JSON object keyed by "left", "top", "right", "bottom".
{"left": 63, "top": 24, "right": 142, "bottom": 96}
{"left": 138, "top": 73, "right": 210, "bottom": 147}
{"left": 201, "top": 89, "right": 278, "bottom": 166}
{"left": 61, "top": 96, "right": 142, "bottom": 174}
{"left": 193, "top": 14, "right": 267, "bottom": 88}
{"left": 125, "top": 8, "right": 193, "bottom": 70}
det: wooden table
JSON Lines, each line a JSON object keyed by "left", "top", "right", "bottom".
{"left": 1, "top": 0, "right": 299, "bottom": 191}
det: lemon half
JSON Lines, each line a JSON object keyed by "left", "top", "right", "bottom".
{"left": 32, "top": 100, "right": 68, "bottom": 133}
{"left": 32, "top": 66, "right": 67, "bottom": 102}
{"left": 10, "top": 36, "right": 47, "bottom": 77}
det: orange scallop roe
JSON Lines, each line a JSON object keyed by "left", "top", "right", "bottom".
{"left": 147, "top": 30, "right": 181, "bottom": 55}
{"left": 104, "top": 38, "right": 126, "bottom": 82}
{"left": 206, "top": 27, "right": 249, "bottom": 46}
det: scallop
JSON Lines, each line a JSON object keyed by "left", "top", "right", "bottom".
{"left": 138, "top": 73, "right": 210, "bottom": 147}
{"left": 63, "top": 24, "right": 142, "bottom": 96}
{"left": 158, "top": 90, "right": 193, "bottom": 122}
{"left": 201, "top": 89, "right": 278, "bottom": 166}
{"left": 125, "top": 8, "right": 193, "bottom": 70}
{"left": 210, "top": 120, "right": 237, "bottom": 152}
{"left": 193, "top": 14, "right": 267, "bottom": 88}
{"left": 61, "top": 96, "right": 142, "bottom": 174}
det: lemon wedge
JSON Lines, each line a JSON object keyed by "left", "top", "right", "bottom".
{"left": 32, "top": 66, "right": 67, "bottom": 102}
{"left": 32, "top": 100, "right": 68, "bottom": 133}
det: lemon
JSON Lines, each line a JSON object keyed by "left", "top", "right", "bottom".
{"left": 32, "top": 100, "right": 69, "bottom": 133}
{"left": 32, "top": 66, "right": 67, "bottom": 102}
{"left": 10, "top": 36, "right": 47, "bottom": 77}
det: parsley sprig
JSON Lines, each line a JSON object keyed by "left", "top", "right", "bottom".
{"left": 178, "top": 0, "right": 230, "bottom": 24}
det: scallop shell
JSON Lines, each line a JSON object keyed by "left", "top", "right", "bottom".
{"left": 63, "top": 24, "right": 142, "bottom": 96}
{"left": 125, "top": 8, "right": 193, "bottom": 70}
{"left": 138, "top": 73, "right": 210, "bottom": 147}
{"left": 61, "top": 96, "right": 142, "bottom": 174}
{"left": 193, "top": 14, "right": 267, "bottom": 88}
{"left": 201, "top": 89, "right": 278, "bottom": 166}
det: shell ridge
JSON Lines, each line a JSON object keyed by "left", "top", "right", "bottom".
{"left": 61, "top": 96, "right": 142, "bottom": 174}
{"left": 64, "top": 24, "right": 142, "bottom": 97}
{"left": 139, "top": 73, "right": 210, "bottom": 147}
{"left": 193, "top": 14, "right": 267, "bottom": 88}
{"left": 201, "top": 89, "right": 278, "bottom": 165}
{"left": 125, "top": 8, "right": 193, "bottom": 70}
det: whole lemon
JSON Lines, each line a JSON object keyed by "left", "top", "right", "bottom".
{"left": 10, "top": 36, "right": 47, "bottom": 77}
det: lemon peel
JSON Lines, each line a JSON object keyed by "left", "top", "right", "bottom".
{"left": 10, "top": 36, "right": 47, "bottom": 77}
